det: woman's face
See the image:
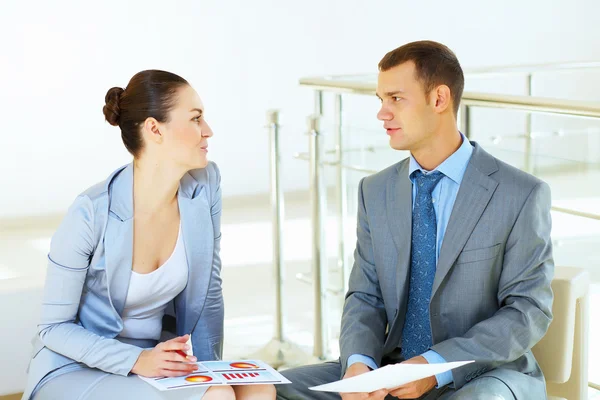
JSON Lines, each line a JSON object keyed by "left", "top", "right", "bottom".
{"left": 158, "top": 85, "right": 213, "bottom": 170}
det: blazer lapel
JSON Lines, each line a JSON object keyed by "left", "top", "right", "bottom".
{"left": 175, "top": 172, "right": 214, "bottom": 335}
{"left": 104, "top": 164, "right": 134, "bottom": 320}
{"left": 387, "top": 160, "right": 412, "bottom": 312}
{"left": 432, "top": 144, "right": 499, "bottom": 297}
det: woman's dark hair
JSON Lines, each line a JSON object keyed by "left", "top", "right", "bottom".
{"left": 102, "top": 70, "right": 189, "bottom": 156}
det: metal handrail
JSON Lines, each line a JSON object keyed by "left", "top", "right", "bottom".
{"left": 299, "top": 60, "right": 600, "bottom": 87}
{"left": 464, "top": 60, "right": 600, "bottom": 76}
{"left": 461, "top": 92, "right": 600, "bottom": 119}
{"left": 298, "top": 78, "right": 600, "bottom": 119}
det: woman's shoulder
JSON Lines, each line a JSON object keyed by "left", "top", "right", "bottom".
{"left": 55, "top": 164, "right": 130, "bottom": 255}
{"left": 186, "top": 161, "right": 221, "bottom": 194}
{"left": 186, "top": 161, "right": 220, "bottom": 183}
{"left": 63, "top": 164, "right": 128, "bottom": 224}
{"left": 184, "top": 162, "right": 221, "bottom": 206}
{"left": 77, "top": 164, "right": 129, "bottom": 204}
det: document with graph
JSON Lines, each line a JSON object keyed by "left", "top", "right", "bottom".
{"left": 138, "top": 360, "right": 291, "bottom": 391}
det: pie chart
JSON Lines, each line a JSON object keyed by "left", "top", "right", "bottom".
{"left": 229, "top": 362, "right": 259, "bottom": 369}
{"left": 185, "top": 375, "right": 213, "bottom": 383}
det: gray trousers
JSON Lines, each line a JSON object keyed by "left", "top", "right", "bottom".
{"left": 276, "top": 361, "right": 516, "bottom": 400}
{"left": 31, "top": 368, "right": 209, "bottom": 400}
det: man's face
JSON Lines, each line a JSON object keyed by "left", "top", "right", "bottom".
{"left": 376, "top": 61, "right": 438, "bottom": 153}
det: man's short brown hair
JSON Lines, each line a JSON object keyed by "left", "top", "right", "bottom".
{"left": 379, "top": 40, "right": 464, "bottom": 115}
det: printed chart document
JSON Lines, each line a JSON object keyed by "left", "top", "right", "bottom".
{"left": 310, "top": 361, "right": 474, "bottom": 393}
{"left": 139, "top": 360, "right": 291, "bottom": 391}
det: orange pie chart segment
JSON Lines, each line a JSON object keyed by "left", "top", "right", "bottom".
{"left": 229, "top": 362, "right": 259, "bottom": 369}
{"left": 185, "top": 375, "right": 213, "bottom": 383}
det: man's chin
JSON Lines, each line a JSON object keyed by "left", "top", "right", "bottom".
{"left": 389, "top": 140, "right": 409, "bottom": 151}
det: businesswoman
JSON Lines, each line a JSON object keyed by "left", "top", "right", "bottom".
{"left": 23, "top": 70, "right": 276, "bottom": 400}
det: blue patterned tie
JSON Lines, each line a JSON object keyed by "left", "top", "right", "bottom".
{"left": 401, "top": 170, "right": 444, "bottom": 360}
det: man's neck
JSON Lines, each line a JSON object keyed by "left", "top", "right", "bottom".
{"left": 411, "top": 128, "right": 463, "bottom": 171}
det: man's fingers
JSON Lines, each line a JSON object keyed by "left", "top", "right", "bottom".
{"left": 340, "top": 392, "right": 369, "bottom": 400}
{"left": 368, "top": 389, "right": 390, "bottom": 399}
{"left": 388, "top": 387, "right": 417, "bottom": 399}
{"left": 389, "top": 385, "right": 409, "bottom": 396}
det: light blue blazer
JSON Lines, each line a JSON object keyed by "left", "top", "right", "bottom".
{"left": 22, "top": 162, "right": 224, "bottom": 400}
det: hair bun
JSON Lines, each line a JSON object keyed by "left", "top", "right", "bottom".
{"left": 103, "top": 87, "right": 125, "bottom": 126}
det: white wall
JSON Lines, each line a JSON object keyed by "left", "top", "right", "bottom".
{"left": 1, "top": 0, "right": 600, "bottom": 218}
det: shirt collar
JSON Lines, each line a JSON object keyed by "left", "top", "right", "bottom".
{"left": 409, "top": 132, "right": 474, "bottom": 184}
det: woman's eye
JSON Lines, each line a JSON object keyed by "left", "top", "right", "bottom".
{"left": 392, "top": 96, "right": 402, "bottom": 102}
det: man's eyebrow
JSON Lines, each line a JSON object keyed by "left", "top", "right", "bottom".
{"left": 376, "top": 90, "right": 405, "bottom": 99}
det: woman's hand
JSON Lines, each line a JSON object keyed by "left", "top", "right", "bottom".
{"left": 132, "top": 335, "right": 198, "bottom": 378}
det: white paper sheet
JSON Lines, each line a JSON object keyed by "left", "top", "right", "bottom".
{"left": 310, "top": 361, "right": 474, "bottom": 393}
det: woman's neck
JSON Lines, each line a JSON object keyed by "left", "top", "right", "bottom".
{"left": 132, "top": 158, "right": 184, "bottom": 216}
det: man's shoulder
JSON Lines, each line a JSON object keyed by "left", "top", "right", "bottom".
{"left": 473, "top": 143, "right": 546, "bottom": 192}
{"left": 362, "top": 158, "right": 409, "bottom": 189}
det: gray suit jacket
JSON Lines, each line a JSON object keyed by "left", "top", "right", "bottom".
{"left": 340, "top": 142, "right": 554, "bottom": 399}
{"left": 22, "top": 162, "right": 224, "bottom": 400}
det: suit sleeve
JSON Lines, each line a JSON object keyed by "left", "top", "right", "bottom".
{"left": 190, "top": 161, "right": 224, "bottom": 360}
{"left": 340, "top": 178, "right": 388, "bottom": 377}
{"left": 430, "top": 182, "right": 554, "bottom": 389}
{"left": 37, "top": 195, "right": 143, "bottom": 375}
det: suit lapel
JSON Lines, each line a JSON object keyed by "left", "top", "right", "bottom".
{"left": 387, "top": 160, "right": 413, "bottom": 307}
{"left": 175, "top": 173, "right": 213, "bottom": 335}
{"left": 104, "top": 164, "right": 134, "bottom": 319}
{"left": 432, "top": 144, "right": 499, "bottom": 297}
{"left": 104, "top": 218, "right": 134, "bottom": 319}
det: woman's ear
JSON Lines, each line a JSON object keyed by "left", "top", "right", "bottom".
{"left": 143, "top": 117, "right": 163, "bottom": 144}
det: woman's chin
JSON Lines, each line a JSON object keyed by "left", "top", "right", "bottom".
{"left": 197, "top": 158, "right": 209, "bottom": 169}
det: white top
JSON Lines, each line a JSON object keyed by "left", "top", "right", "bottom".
{"left": 120, "top": 224, "right": 188, "bottom": 340}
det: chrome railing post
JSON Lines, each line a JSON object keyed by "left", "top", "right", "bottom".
{"left": 268, "top": 110, "right": 285, "bottom": 342}
{"left": 524, "top": 73, "right": 534, "bottom": 173}
{"left": 308, "top": 114, "right": 328, "bottom": 359}
{"left": 315, "top": 90, "right": 323, "bottom": 116}
{"left": 334, "top": 94, "right": 349, "bottom": 295}
{"left": 244, "top": 111, "right": 318, "bottom": 368}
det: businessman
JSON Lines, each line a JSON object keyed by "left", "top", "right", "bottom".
{"left": 277, "top": 40, "right": 554, "bottom": 399}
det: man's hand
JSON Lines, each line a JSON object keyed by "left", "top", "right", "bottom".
{"left": 340, "top": 362, "right": 389, "bottom": 400}
{"left": 388, "top": 356, "right": 436, "bottom": 399}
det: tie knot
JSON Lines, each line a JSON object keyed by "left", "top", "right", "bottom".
{"left": 413, "top": 170, "right": 444, "bottom": 194}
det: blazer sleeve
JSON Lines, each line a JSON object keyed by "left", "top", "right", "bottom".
{"left": 37, "top": 195, "right": 143, "bottom": 376}
{"left": 190, "top": 161, "right": 224, "bottom": 360}
{"left": 431, "top": 182, "right": 554, "bottom": 389}
{"left": 339, "top": 177, "right": 388, "bottom": 377}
